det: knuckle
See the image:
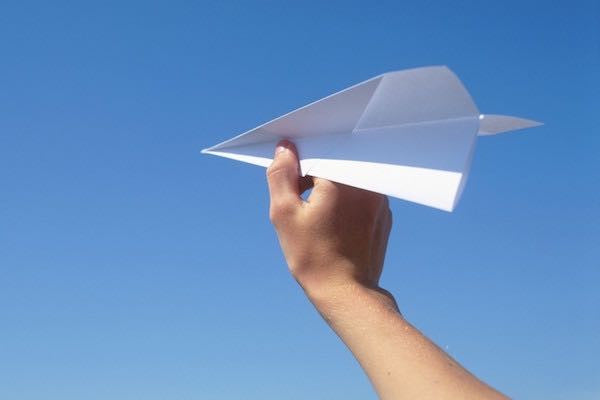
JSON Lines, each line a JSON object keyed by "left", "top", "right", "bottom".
{"left": 266, "top": 163, "right": 283, "bottom": 179}
{"left": 266, "top": 162, "right": 295, "bottom": 183}
{"left": 269, "top": 199, "right": 296, "bottom": 224}
{"left": 315, "top": 178, "right": 337, "bottom": 193}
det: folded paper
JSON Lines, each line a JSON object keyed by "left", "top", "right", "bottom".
{"left": 203, "top": 66, "right": 542, "bottom": 211}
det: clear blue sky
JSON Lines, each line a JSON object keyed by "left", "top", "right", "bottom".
{"left": 1, "top": 1, "right": 598, "bottom": 399}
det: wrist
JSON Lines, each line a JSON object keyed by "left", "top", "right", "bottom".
{"left": 302, "top": 276, "right": 400, "bottom": 321}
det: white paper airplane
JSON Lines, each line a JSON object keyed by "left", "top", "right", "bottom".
{"left": 202, "top": 66, "right": 542, "bottom": 211}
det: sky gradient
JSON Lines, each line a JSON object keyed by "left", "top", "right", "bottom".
{"left": 1, "top": 1, "right": 599, "bottom": 399}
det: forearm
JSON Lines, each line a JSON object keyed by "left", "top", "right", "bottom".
{"left": 305, "top": 279, "right": 508, "bottom": 400}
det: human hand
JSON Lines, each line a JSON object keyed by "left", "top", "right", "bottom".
{"left": 266, "top": 140, "right": 507, "bottom": 400}
{"left": 266, "top": 140, "right": 395, "bottom": 308}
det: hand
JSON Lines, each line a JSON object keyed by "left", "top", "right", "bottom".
{"left": 266, "top": 140, "right": 395, "bottom": 307}
{"left": 265, "top": 140, "right": 507, "bottom": 400}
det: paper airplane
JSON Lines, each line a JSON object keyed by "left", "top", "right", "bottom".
{"left": 202, "top": 66, "right": 542, "bottom": 211}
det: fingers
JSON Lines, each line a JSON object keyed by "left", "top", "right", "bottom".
{"left": 306, "top": 177, "right": 340, "bottom": 203}
{"left": 309, "top": 177, "right": 380, "bottom": 206}
{"left": 267, "top": 140, "right": 302, "bottom": 224}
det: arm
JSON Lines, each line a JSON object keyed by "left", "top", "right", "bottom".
{"left": 266, "top": 140, "right": 508, "bottom": 400}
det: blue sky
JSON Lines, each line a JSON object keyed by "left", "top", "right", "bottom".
{"left": 1, "top": 1, "right": 598, "bottom": 399}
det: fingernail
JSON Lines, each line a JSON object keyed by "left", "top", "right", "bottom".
{"left": 275, "top": 141, "right": 289, "bottom": 156}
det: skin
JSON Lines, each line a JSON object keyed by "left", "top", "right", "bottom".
{"left": 266, "top": 140, "right": 509, "bottom": 400}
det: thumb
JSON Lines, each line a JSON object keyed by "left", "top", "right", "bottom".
{"left": 266, "top": 140, "right": 302, "bottom": 217}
